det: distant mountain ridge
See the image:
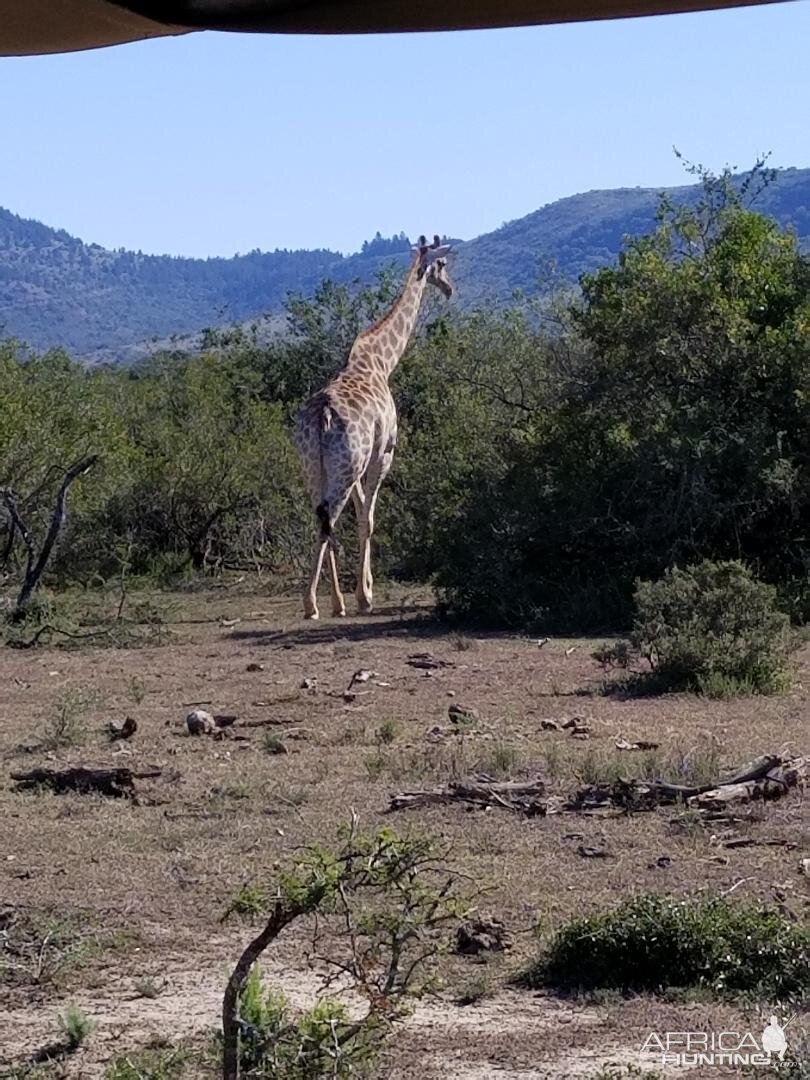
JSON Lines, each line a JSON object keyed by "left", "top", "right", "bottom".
{"left": 2, "top": 167, "right": 809, "bottom": 359}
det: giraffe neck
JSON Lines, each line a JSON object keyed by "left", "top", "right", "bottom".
{"left": 348, "top": 257, "right": 426, "bottom": 377}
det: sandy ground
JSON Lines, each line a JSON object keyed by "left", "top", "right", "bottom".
{"left": 0, "top": 587, "right": 807, "bottom": 1077}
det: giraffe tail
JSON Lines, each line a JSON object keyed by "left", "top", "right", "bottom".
{"left": 316, "top": 502, "right": 331, "bottom": 539}
{"left": 315, "top": 404, "right": 336, "bottom": 544}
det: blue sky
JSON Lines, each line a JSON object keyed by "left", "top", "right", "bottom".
{"left": 1, "top": 1, "right": 807, "bottom": 257}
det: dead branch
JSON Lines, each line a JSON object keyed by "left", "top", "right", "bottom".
{"left": 1, "top": 455, "right": 98, "bottom": 618}
{"left": 240, "top": 716, "right": 301, "bottom": 728}
{"left": 389, "top": 755, "right": 806, "bottom": 821}
{"left": 388, "top": 777, "right": 546, "bottom": 815}
{"left": 10, "top": 764, "right": 161, "bottom": 798}
{"left": 569, "top": 755, "right": 806, "bottom": 814}
{"left": 689, "top": 756, "right": 807, "bottom": 810}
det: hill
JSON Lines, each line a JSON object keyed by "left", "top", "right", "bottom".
{"left": 1, "top": 167, "right": 809, "bottom": 358}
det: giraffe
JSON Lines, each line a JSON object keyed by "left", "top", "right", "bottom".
{"left": 294, "top": 234, "right": 453, "bottom": 620}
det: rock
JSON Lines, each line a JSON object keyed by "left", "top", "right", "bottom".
{"left": 540, "top": 719, "right": 560, "bottom": 731}
{"left": 186, "top": 709, "right": 214, "bottom": 736}
{"left": 448, "top": 704, "right": 480, "bottom": 728}
{"left": 246, "top": 662, "right": 265, "bottom": 672}
{"left": 108, "top": 716, "right": 137, "bottom": 741}
{"left": 577, "top": 845, "right": 611, "bottom": 859}
{"left": 348, "top": 669, "right": 375, "bottom": 689}
{"left": 300, "top": 677, "right": 317, "bottom": 691}
{"left": 455, "top": 918, "right": 511, "bottom": 955}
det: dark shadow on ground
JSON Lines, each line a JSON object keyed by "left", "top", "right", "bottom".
{"left": 228, "top": 605, "right": 526, "bottom": 649}
{"left": 228, "top": 606, "right": 447, "bottom": 647}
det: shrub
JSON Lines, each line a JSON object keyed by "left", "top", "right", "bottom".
{"left": 632, "top": 561, "right": 791, "bottom": 694}
{"left": 456, "top": 973, "right": 494, "bottom": 1006}
{"left": 233, "top": 966, "right": 370, "bottom": 1079}
{"left": 58, "top": 1005, "right": 96, "bottom": 1050}
{"left": 524, "top": 894, "right": 810, "bottom": 999}
{"left": 221, "top": 826, "right": 469, "bottom": 1078}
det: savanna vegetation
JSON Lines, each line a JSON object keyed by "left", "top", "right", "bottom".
{"left": 2, "top": 164, "right": 808, "bottom": 650}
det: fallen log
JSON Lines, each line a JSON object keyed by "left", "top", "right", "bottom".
{"left": 568, "top": 754, "right": 799, "bottom": 812}
{"left": 389, "top": 777, "right": 546, "bottom": 815}
{"left": 10, "top": 765, "right": 162, "bottom": 798}
{"left": 689, "top": 757, "right": 808, "bottom": 810}
{"left": 720, "top": 837, "right": 797, "bottom": 850}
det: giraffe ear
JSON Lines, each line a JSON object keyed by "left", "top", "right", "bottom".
{"left": 423, "top": 243, "right": 452, "bottom": 263}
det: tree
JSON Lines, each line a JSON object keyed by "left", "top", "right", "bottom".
{"left": 436, "top": 166, "right": 810, "bottom": 628}
{"left": 221, "top": 825, "right": 468, "bottom": 1080}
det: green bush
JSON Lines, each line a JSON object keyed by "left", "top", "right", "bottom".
{"left": 234, "top": 966, "right": 371, "bottom": 1079}
{"left": 524, "top": 893, "right": 810, "bottom": 999}
{"left": 58, "top": 1005, "right": 96, "bottom": 1050}
{"left": 632, "top": 560, "right": 791, "bottom": 694}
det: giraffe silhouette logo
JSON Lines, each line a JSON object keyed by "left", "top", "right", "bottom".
{"left": 761, "top": 1016, "right": 788, "bottom": 1062}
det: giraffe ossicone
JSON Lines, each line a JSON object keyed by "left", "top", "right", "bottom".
{"left": 294, "top": 233, "right": 454, "bottom": 619}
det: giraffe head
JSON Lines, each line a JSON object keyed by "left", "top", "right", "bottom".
{"left": 415, "top": 234, "right": 453, "bottom": 298}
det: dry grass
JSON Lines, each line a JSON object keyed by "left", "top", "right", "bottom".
{"left": 0, "top": 585, "right": 807, "bottom": 1078}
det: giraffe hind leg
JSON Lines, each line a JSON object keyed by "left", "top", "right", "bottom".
{"left": 304, "top": 485, "right": 353, "bottom": 619}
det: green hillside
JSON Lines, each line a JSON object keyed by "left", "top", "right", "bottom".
{"left": 451, "top": 166, "right": 810, "bottom": 303}
{"left": 1, "top": 167, "right": 808, "bottom": 357}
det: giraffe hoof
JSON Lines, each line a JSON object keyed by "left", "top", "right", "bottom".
{"left": 332, "top": 609, "right": 347, "bottom": 618}
{"left": 304, "top": 611, "right": 320, "bottom": 621}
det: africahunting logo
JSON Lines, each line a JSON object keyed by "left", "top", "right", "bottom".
{"left": 641, "top": 1016, "right": 791, "bottom": 1068}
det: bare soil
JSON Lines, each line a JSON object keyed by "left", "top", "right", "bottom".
{"left": 1, "top": 586, "right": 807, "bottom": 1078}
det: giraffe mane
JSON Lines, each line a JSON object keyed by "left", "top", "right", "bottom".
{"left": 354, "top": 252, "right": 422, "bottom": 342}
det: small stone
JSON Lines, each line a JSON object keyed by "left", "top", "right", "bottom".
{"left": 300, "top": 677, "right": 317, "bottom": 691}
{"left": 348, "top": 669, "right": 375, "bottom": 688}
{"left": 246, "top": 662, "right": 265, "bottom": 672}
{"left": 540, "top": 719, "right": 560, "bottom": 731}
{"left": 186, "top": 709, "right": 214, "bottom": 736}
{"left": 577, "top": 845, "right": 611, "bottom": 859}
{"left": 455, "top": 918, "right": 511, "bottom": 955}
{"left": 448, "top": 704, "right": 480, "bottom": 727}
